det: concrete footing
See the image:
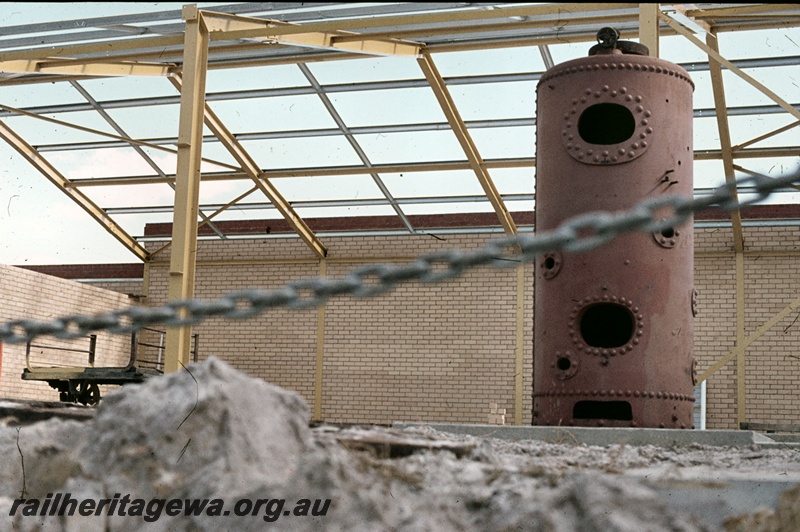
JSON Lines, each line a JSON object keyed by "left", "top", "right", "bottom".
{"left": 392, "top": 422, "right": 796, "bottom": 448}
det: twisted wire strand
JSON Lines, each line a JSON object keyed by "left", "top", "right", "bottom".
{"left": 2, "top": 171, "right": 798, "bottom": 344}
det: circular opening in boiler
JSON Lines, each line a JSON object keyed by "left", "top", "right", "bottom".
{"left": 578, "top": 103, "right": 635, "bottom": 145}
{"left": 580, "top": 303, "right": 635, "bottom": 348}
{"left": 660, "top": 227, "right": 675, "bottom": 239}
{"left": 557, "top": 357, "right": 571, "bottom": 371}
{"left": 544, "top": 257, "right": 556, "bottom": 270}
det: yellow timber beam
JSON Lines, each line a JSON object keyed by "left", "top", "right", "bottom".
{"left": 733, "top": 165, "right": 800, "bottom": 193}
{"left": 0, "top": 102, "right": 239, "bottom": 171}
{"left": 661, "top": 13, "right": 800, "bottom": 122}
{"left": 514, "top": 265, "right": 525, "bottom": 425}
{"left": 314, "top": 259, "right": 327, "bottom": 421}
{"left": 0, "top": 59, "right": 171, "bottom": 77}
{"left": 686, "top": 3, "right": 800, "bottom": 19}
{"left": 706, "top": 30, "right": 744, "bottom": 253}
{"left": 169, "top": 76, "right": 327, "bottom": 259}
{"left": 0, "top": 120, "right": 149, "bottom": 261}
{"left": 638, "top": 4, "right": 660, "bottom": 57}
{"left": 731, "top": 121, "right": 800, "bottom": 153}
{"left": 704, "top": 27, "right": 746, "bottom": 424}
{"left": 418, "top": 52, "right": 517, "bottom": 236}
{"left": 164, "top": 5, "right": 209, "bottom": 373}
{"left": 147, "top": 186, "right": 260, "bottom": 260}
{"left": 201, "top": 4, "right": 639, "bottom": 42}
{"left": 735, "top": 252, "right": 746, "bottom": 425}
{"left": 200, "top": 11, "right": 421, "bottom": 57}
{"left": 0, "top": 35, "right": 183, "bottom": 64}
{"left": 0, "top": 4, "right": 796, "bottom": 67}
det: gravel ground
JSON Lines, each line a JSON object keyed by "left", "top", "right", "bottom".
{"left": 0, "top": 357, "right": 798, "bottom": 531}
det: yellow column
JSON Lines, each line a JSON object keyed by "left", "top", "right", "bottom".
{"left": 639, "top": 4, "right": 660, "bottom": 57}
{"left": 515, "top": 265, "right": 525, "bottom": 425}
{"left": 164, "top": 5, "right": 209, "bottom": 373}
{"left": 314, "top": 259, "right": 327, "bottom": 420}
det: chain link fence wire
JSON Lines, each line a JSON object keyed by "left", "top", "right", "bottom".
{"left": 2, "top": 171, "right": 799, "bottom": 344}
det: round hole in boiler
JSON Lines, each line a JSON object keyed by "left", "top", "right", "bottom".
{"left": 557, "top": 357, "right": 571, "bottom": 371}
{"left": 660, "top": 227, "right": 675, "bottom": 239}
{"left": 578, "top": 103, "right": 635, "bottom": 145}
{"left": 544, "top": 257, "right": 556, "bottom": 269}
{"left": 580, "top": 303, "right": 635, "bottom": 348}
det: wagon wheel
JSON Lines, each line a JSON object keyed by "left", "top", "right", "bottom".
{"left": 73, "top": 380, "right": 101, "bottom": 406}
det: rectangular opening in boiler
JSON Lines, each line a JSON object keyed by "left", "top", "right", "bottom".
{"left": 573, "top": 400, "right": 633, "bottom": 421}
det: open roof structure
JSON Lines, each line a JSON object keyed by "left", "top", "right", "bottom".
{"left": 0, "top": 2, "right": 798, "bottom": 264}
{"left": 1, "top": 1, "right": 800, "bottom": 386}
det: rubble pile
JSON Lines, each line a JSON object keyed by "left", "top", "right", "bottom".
{"left": 0, "top": 358, "right": 798, "bottom": 531}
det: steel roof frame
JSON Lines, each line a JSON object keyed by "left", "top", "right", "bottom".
{"left": 1, "top": 3, "right": 800, "bottom": 371}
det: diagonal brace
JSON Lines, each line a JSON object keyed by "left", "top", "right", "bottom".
{"left": 169, "top": 74, "right": 327, "bottom": 258}
{"left": 417, "top": 52, "right": 517, "bottom": 236}
{"left": 0, "top": 120, "right": 149, "bottom": 261}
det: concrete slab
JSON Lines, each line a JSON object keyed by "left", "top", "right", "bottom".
{"left": 393, "top": 422, "right": 800, "bottom": 526}
{"left": 648, "top": 478, "right": 795, "bottom": 529}
{"left": 761, "top": 433, "right": 800, "bottom": 443}
{"left": 392, "top": 422, "right": 776, "bottom": 447}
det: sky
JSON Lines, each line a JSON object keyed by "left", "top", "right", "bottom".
{"left": 0, "top": 3, "right": 798, "bottom": 266}
{"left": 0, "top": 3, "right": 229, "bottom": 265}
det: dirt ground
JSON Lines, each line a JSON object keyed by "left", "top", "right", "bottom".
{"left": 1, "top": 357, "right": 798, "bottom": 531}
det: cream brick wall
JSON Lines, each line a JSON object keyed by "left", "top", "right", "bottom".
{"left": 84, "top": 280, "right": 145, "bottom": 299}
{"left": 98, "top": 222, "right": 800, "bottom": 429}
{"left": 321, "top": 264, "right": 533, "bottom": 425}
{"left": 6, "top": 222, "right": 797, "bottom": 426}
{"left": 0, "top": 264, "right": 134, "bottom": 401}
{"left": 695, "top": 225, "right": 800, "bottom": 429}
{"left": 145, "top": 233, "right": 535, "bottom": 425}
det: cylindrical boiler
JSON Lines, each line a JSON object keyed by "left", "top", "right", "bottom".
{"left": 533, "top": 30, "right": 696, "bottom": 428}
